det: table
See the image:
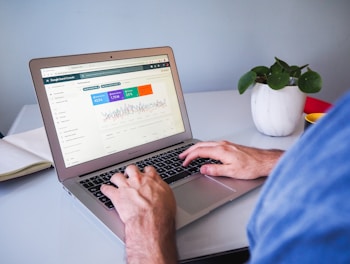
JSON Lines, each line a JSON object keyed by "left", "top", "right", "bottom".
{"left": 0, "top": 90, "right": 303, "bottom": 263}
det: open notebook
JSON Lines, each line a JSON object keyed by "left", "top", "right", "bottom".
{"left": 29, "top": 46, "right": 265, "bottom": 242}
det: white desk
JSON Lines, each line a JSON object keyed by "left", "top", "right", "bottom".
{"left": 0, "top": 90, "right": 303, "bottom": 263}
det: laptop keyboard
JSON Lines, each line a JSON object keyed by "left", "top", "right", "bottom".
{"left": 79, "top": 143, "right": 221, "bottom": 210}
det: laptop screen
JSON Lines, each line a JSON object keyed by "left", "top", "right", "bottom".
{"left": 40, "top": 55, "right": 185, "bottom": 168}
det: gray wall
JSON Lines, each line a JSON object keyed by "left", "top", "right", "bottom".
{"left": 1, "top": 0, "right": 349, "bottom": 135}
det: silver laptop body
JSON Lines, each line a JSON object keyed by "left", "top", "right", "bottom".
{"left": 29, "top": 46, "right": 265, "bottom": 242}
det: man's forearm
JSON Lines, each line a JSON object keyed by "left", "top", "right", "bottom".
{"left": 124, "top": 216, "right": 178, "bottom": 264}
{"left": 258, "top": 148, "right": 285, "bottom": 176}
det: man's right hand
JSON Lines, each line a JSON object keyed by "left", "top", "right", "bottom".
{"left": 179, "top": 141, "right": 284, "bottom": 180}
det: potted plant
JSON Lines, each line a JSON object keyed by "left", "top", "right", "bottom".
{"left": 237, "top": 57, "right": 322, "bottom": 136}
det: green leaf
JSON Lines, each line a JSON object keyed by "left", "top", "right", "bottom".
{"left": 267, "top": 72, "right": 290, "bottom": 90}
{"left": 290, "top": 65, "right": 301, "bottom": 78}
{"left": 251, "top": 66, "right": 269, "bottom": 76}
{"left": 298, "top": 70, "right": 322, "bottom": 93}
{"left": 299, "top": 64, "right": 309, "bottom": 71}
{"left": 238, "top": 71, "right": 256, "bottom": 94}
{"left": 270, "top": 62, "right": 283, "bottom": 74}
{"left": 275, "top": 57, "right": 291, "bottom": 72}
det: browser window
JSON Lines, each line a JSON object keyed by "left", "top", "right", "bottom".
{"left": 41, "top": 55, "right": 185, "bottom": 168}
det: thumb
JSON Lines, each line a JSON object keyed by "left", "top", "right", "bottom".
{"left": 200, "top": 164, "right": 228, "bottom": 177}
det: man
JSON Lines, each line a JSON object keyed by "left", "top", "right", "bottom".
{"left": 101, "top": 91, "right": 350, "bottom": 263}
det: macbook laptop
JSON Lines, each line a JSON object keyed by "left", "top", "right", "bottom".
{"left": 29, "top": 46, "right": 265, "bottom": 242}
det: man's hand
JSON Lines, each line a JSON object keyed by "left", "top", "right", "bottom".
{"left": 101, "top": 165, "right": 178, "bottom": 264}
{"left": 180, "top": 141, "right": 284, "bottom": 180}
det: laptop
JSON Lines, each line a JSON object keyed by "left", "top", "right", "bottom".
{"left": 29, "top": 46, "right": 265, "bottom": 242}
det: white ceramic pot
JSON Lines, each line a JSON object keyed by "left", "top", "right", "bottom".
{"left": 251, "top": 83, "right": 306, "bottom": 136}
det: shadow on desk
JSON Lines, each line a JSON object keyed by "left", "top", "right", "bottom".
{"left": 181, "top": 247, "right": 250, "bottom": 264}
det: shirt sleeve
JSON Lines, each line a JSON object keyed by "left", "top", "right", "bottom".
{"left": 247, "top": 91, "right": 350, "bottom": 264}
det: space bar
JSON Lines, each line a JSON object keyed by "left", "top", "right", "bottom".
{"left": 164, "top": 171, "right": 190, "bottom": 184}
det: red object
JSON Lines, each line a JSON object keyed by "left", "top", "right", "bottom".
{"left": 304, "top": 96, "right": 332, "bottom": 114}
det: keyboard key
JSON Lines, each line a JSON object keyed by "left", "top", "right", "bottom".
{"left": 94, "top": 191, "right": 104, "bottom": 198}
{"left": 99, "top": 196, "right": 109, "bottom": 203}
{"left": 164, "top": 171, "right": 190, "bottom": 184}
{"left": 88, "top": 186, "right": 100, "bottom": 193}
{"left": 105, "top": 201, "right": 114, "bottom": 209}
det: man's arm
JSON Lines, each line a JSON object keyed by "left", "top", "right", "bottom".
{"left": 180, "top": 141, "right": 284, "bottom": 179}
{"left": 101, "top": 165, "right": 178, "bottom": 264}
{"left": 100, "top": 141, "right": 284, "bottom": 263}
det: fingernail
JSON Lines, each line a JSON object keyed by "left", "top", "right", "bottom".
{"left": 200, "top": 165, "right": 208, "bottom": 175}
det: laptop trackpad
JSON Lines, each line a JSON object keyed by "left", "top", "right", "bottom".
{"left": 173, "top": 176, "right": 234, "bottom": 215}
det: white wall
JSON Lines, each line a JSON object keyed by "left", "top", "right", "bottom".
{"left": 1, "top": 0, "right": 349, "bottom": 134}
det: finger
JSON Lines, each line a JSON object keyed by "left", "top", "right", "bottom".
{"left": 123, "top": 164, "right": 144, "bottom": 186}
{"left": 122, "top": 164, "right": 141, "bottom": 180}
{"left": 143, "top": 166, "right": 163, "bottom": 181}
{"left": 200, "top": 163, "right": 240, "bottom": 178}
{"left": 182, "top": 146, "right": 222, "bottom": 167}
{"left": 124, "top": 164, "right": 140, "bottom": 176}
{"left": 110, "top": 172, "right": 129, "bottom": 188}
{"left": 179, "top": 141, "right": 218, "bottom": 159}
{"left": 143, "top": 165, "right": 157, "bottom": 175}
{"left": 100, "top": 183, "right": 119, "bottom": 199}
{"left": 200, "top": 163, "right": 254, "bottom": 180}
{"left": 181, "top": 151, "right": 201, "bottom": 166}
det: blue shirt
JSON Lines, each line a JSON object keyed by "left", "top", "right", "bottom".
{"left": 247, "top": 91, "right": 350, "bottom": 263}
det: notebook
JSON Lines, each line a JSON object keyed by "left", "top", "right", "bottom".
{"left": 29, "top": 46, "right": 265, "bottom": 242}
